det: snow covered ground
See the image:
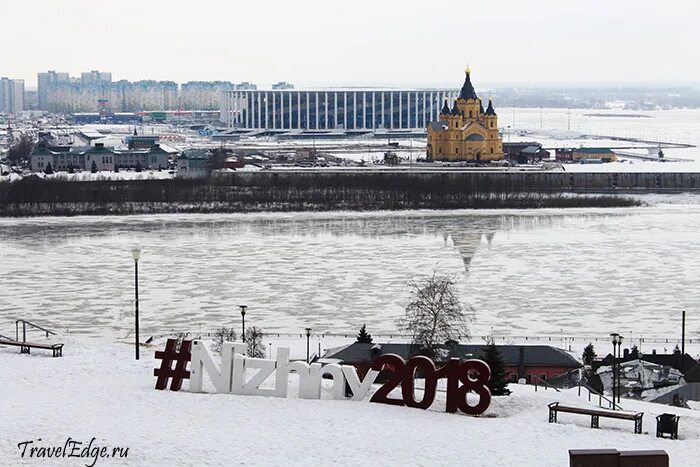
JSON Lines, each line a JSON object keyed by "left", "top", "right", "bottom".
{"left": 1, "top": 336, "right": 698, "bottom": 466}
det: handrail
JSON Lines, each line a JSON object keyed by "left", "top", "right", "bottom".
{"left": 578, "top": 380, "right": 623, "bottom": 411}
{"left": 15, "top": 319, "right": 57, "bottom": 342}
{"left": 533, "top": 375, "right": 561, "bottom": 392}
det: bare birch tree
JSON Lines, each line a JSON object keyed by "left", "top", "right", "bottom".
{"left": 398, "top": 271, "right": 473, "bottom": 356}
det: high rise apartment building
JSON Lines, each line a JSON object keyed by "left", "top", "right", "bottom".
{"left": 38, "top": 70, "right": 239, "bottom": 112}
{"left": 0, "top": 77, "right": 25, "bottom": 114}
{"left": 181, "top": 81, "right": 234, "bottom": 110}
{"left": 38, "top": 70, "right": 70, "bottom": 110}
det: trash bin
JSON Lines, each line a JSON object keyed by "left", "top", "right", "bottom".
{"left": 656, "top": 413, "right": 680, "bottom": 439}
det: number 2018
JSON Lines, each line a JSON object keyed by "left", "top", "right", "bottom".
{"left": 369, "top": 354, "right": 492, "bottom": 415}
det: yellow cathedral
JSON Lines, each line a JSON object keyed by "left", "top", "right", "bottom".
{"left": 426, "top": 68, "right": 504, "bottom": 161}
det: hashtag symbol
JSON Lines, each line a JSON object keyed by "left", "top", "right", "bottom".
{"left": 154, "top": 339, "right": 192, "bottom": 391}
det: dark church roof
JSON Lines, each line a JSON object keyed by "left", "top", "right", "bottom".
{"left": 450, "top": 100, "right": 461, "bottom": 115}
{"left": 440, "top": 98, "right": 451, "bottom": 115}
{"left": 485, "top": 98, "right": 496, "bottom": 115}
{"left": 459, "top": 70, "right": 478, "bottom": 100}
{"left": 480, "top": 101, "right": 485, "bottom": 114}
{"left": 429, "top": 121, "right": 447, "bottom": 131}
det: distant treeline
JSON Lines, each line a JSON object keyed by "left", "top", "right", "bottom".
{"left": 0, "top": 172, "right": 641, "bottom": 216}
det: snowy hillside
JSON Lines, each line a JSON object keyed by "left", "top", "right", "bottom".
{"left": 2, "top": 337, "right": 698, "bottom": 466}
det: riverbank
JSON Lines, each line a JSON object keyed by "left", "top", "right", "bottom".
{"left": 0, "top": 172, "right": 646, "bottom": 216}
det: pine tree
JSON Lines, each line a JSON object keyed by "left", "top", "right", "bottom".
{"left": 356, "top": 324, "right": 373, "bottom": 344}
{"left": 91, "top": 160, "right": 98, "bottom": 173}
{"left": 480, "top": 339, "right": 511, "bottom": 396}
{"left": 44, "top": 162, "right": 54, "bottom": 174}
{"left": 582, "top": 343, "right": 597, "bottom": 366}
{"left": 630, "top": 345, "right": 639, "bottom": 358}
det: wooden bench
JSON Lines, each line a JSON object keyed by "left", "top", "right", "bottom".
{"left": 0, "top": 339, "right": 64, "bottom": 357}
{"left": 549, "top": 402, "right": 643, "bottom": 434}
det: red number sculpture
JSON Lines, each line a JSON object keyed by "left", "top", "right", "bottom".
{"left": 401, "top": 356, "right": 437, "bottom": 409}
{"left": 369, "top": 354, "right": 406, "bottom": 406}
{"left": 370, "top": 354, "right": 492, "bottom": 415}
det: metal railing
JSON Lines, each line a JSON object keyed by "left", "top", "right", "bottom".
{"left": 15, "top": 320, "right": 57, "bottom": 343}
{"left": 141, "top": 328, "right": 694, "bottom": 346}
{"left": 532, "top": 375, "right": 561, "bottom": 392}
{"left": 577, "top": 380, "right": 622, "bottom": 411}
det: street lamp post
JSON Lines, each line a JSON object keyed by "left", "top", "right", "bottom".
{"left": 305, "top": 328, "right": 312, "bottom": 363}
{"left": 617, "top": 335, "right": 624, "bottom": 403}
{"left": 239, "top": 305, "right": 247, "bottom": 343}
{"left": 131, "top": 248, "right": 141, "bottom": 361}
{"left": 610, "top": 333, "right": 619, "bottom": 409}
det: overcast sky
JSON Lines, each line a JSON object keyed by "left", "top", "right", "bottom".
{"left": 2, "top": 0, "right": 699, "bottom": 89}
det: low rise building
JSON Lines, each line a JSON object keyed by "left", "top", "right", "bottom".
{"left": 322, "top": 342, "right": 582, "bottom": 384}
{"left": 574, "top": 147, "right": 616, "bottom": 163}
{"left": 30, "top": 136, "right": 176, "bottom": 172}
{"left": 177, "top": 149, "right": 210, "bottom": 178}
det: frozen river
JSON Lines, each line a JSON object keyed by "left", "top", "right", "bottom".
{"left": 1, "top": 196, "right": 699, "bottom": 341}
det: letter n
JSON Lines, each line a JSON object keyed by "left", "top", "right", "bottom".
{"left": 190, "top": 341, "right": 235, "bottom": 393}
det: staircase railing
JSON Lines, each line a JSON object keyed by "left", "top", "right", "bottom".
{"left": 15, "top": 320, "right": 57, "bottom": 343}
{"left": 578, "top": 380, "right": 622, "bottom": 411}
{"left": 533, "top": 375, "right": 561, "bottom": 392}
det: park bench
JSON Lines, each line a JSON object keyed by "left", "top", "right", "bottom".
{"left": 0, "top": 338, "right": 64, "bottom": 357}
{"left": 548, "top": 402, "right": 643, "bottom": 434}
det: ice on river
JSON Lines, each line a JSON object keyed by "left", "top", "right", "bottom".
{"left": 1, "top": 199, "right": 700, "bottom": 341}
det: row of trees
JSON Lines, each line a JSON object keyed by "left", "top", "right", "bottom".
{"left": 213, "top": 326, "right": 266, "bottom": 358}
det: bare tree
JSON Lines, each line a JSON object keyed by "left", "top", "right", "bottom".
{"left": 212, "top": 327, "right": 237, "bottom": 354}
{"left": 246, "top": 326, "right": 266, "bottom": 358}
{"left": 398, "top": 271, "right": 473, "bottom": 356}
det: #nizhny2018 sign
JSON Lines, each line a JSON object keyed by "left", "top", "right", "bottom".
{"left": 154, "top": 339, "right": 492, "bottom": 415}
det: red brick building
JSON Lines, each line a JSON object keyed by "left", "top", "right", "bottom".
{"left": 322, "top": 342, "right": 582, "bottom": 384}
